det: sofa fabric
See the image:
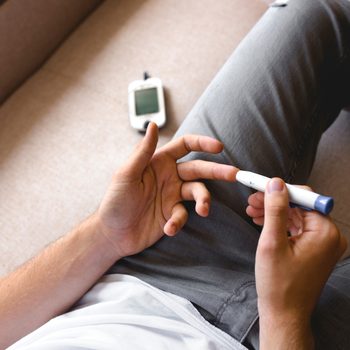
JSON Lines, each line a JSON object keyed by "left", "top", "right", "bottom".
{"left": 1, "top": 0, "right": 350, "bottom": 277}
{"left": 0, "top": 0, "right": 102, "bottom": 103}
{"left": 0, "top": 0, "right": 268, "bottom": 275}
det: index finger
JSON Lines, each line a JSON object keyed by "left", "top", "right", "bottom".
{"left": 158, "top": 134, "right": 224, "bottom": 160}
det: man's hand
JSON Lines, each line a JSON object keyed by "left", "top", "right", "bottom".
{"left": 0, "top": 124, "right": 237, "bottom": 348}
{"left": 97, "top": 122, "right": 238, "bottom": 259}
{"left": 247, "top": 178, "right": 347, "bottom": 349}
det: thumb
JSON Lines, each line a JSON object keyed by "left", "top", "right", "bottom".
{"left": 261, "top": 178, "right": 289, "bottom": 248}
{"left": 124, "top": 122, "right": 159, "bottom": 179}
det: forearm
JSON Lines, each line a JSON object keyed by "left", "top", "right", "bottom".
{"left": 259, "top": 314, "right": 314, "bottom": 350}
{"left": 0, "top": 213, "right": 119, "bottom": 348}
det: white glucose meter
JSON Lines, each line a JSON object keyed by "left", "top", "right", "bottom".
{"left": 128, "top": 74, "right": 166, "bottom": 132}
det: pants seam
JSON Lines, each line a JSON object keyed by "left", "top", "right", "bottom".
{"left": 214, "top": 280, "right": 256, "bottom": 339}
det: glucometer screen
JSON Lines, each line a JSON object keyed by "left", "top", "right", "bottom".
{"left": 135, "top": 88, "right": 159, "bottom": 116}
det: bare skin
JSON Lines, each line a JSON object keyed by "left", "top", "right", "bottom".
{"left": 0, "top": 123, "right": 238, "bottom": 348}
{"left": 247, "top": 178, "right": 347, "bottom": 349}
{"left": 0, "top": 124, "right": 347, "bottom": 349}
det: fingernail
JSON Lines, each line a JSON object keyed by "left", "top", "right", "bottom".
{"left": 169, "top": 222, "right": 177, "bottom": 235}
{"left": 202, "top": 201, "right": 210, "bottom": 214}
{"left": 267, "top": 178, "right": 284, "bottom": 193}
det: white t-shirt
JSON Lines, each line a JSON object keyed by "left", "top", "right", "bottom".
{"left": 8, "top": 274, "right": 247, "bottom": 350}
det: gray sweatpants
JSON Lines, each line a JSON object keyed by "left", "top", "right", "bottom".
{"left": 110, "top": 0, "right": 350, "bottom": 348}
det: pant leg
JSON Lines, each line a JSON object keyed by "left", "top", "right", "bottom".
{"left": 110, "top": 0, "right": 350, "bottom": 347}
{"left": 175, "top": 0, "right": 350, "bottom": 220}
{"left": 312, "top": 260, "right": 350, "bottom": 350}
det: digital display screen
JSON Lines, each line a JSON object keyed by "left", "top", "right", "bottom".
{"left": 135, "top": 88, "right": 159, "bottom": 116}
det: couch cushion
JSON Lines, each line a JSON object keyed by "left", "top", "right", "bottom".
{"left": 0, "top": 0, "right": 102, "bottom": 103}
{"left": 1, "top": 0, "right": 349, "bottom": 276}
{"left": 0, "top": 0, "right": 267, "bottom": 275}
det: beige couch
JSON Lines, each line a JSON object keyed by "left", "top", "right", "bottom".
{"left": 1, "top": 0, "right": 350, "bottom": 276}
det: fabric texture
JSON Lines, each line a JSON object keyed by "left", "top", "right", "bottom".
{"left": 111, "top": 1, "right": 350, "bottom": 348}
{"left": 8, "top": 274, "right": 246, "bottom": 350}
{"left": 0, "top": 0, "right": 102, "bottom": 103}
{"left": 0, "top": 0, "right": 267, "bottom": 277}
{"left": 1, "top": 0, "right": 350, "bottom": 348}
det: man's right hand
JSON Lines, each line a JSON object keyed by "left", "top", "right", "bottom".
{"left": 247, "top": 178, "right": 347, "bottom": 349}
{"left": 96, "top": 122, "right": 238, "bottom": 260}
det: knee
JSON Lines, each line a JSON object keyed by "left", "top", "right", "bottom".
{"left": 312, "top": 265, "right": 350, "bottom": 349}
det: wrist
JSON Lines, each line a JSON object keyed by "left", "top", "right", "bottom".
{"left": 78, "top": 213, "right": 122, "bottom": 263}
{"left": 259, "top": 313, "right": 314, "bottom": 350}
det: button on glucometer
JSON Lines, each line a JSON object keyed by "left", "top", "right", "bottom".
{"left": 143, "top": 121, "right": 150, "bottom": 131}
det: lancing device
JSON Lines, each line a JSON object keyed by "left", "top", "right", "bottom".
{"left": 236, "top": 170, "right": 334, "bottom": 215}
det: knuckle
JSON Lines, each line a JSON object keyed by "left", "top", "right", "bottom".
{"left": 212, "top": 164, "right": 224, "bottom": 180}
{"left": 193, "top": 161, "right": 203, "bottom": 176}
{"left": 182, "top": 136, "right": 192, "bottom": 152}
{"left": 152, "top": 152, "right": 162, "bottom": 162}
{"left": 201, "top": 189, "right": 211, "bottom": 202}
{"left": 258, "top": 238, "right": 279, "bottom": 255}
{"left": 211, "top": 166, "right": 217, "bottom": 179}
{"left": 140, "top": 147, "right": 154, "bottom": 159}
{"left": 266, "top": 202, "right": 286, "bottom": 217}
{"left": 195, "top": 135, "right": 202, "bottom": 150}
{"left": 319, "top": 220, "right": 341, "bottom": 248}
{"left": 328, "top": 226, "right": 340, "bottom": 243}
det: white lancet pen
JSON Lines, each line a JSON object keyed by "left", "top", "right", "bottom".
{"left": 236, "top": 170, "right": 334, "bottom": 215}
